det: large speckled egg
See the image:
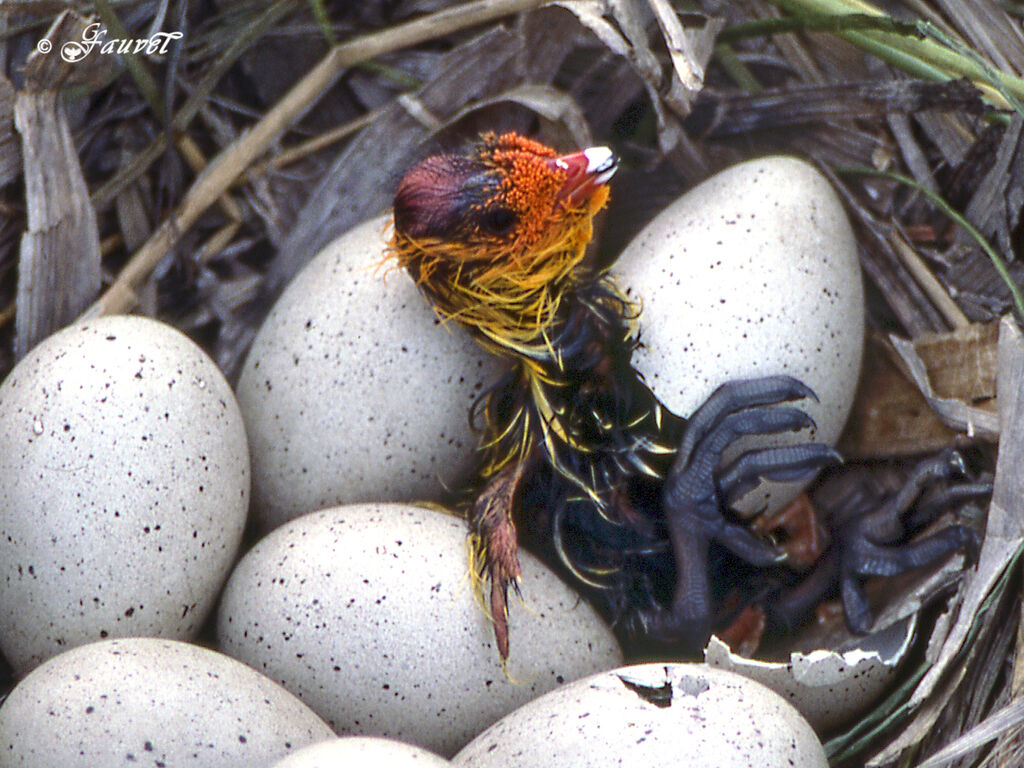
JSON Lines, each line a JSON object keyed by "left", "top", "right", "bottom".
{"left": 0, "top": 638, "right": 333, "bottom": 768}
{"left": 237, "top": 216, "right": 505, "bottom": 532}
{"left": 0, "top": 316, "right": 249, "bottom": 674}
{"left": 613, "top": 156, "right": 863, "bottom": 513}
{"left": 217, "top": 503, "right": 623, "bottom": 757}
{"left": 271, "top": 737, "right": 452, "bottom": 767}
{"left": 452, "top": 663, "right": 827, "bottom": 767}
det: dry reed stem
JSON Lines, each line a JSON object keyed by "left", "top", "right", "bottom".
{"left": 198, "top": 220, "right": 242, "bottom": 265}
{"left": 263, "top": 107, "right": 381, "bottom": 172}
{"left": 890, "top": 234, "right": 971, "bottom": 329}
{"left": 82, "top": 0, "right": 546, "bottom": 318}
{"left": 175, "top": 134, "right": 243, "bottom": 224}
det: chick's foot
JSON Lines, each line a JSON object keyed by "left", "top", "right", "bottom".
{"left": 771, "top": 450, "right": 987, "bottom": 635}
{"left": 628, "top": 376, "right": 840, "bottom": 650}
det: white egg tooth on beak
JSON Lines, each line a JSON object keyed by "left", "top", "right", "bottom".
{"left": 584, "top": 146, "right": 618, "bottom": 183}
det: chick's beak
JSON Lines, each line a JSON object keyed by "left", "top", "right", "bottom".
{"left": 548, "top": 146, "right": 618, "bottom": 207}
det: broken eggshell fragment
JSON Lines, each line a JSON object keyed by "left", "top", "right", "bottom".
{"left": 452, "top": 663, "right": 827, "bottom": 767}
{"left": 704, "top": 614, "right": 916, "bottom": 732}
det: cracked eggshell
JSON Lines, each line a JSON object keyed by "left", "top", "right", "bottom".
{"left": 705, "top": 615, "right": 916, "bottom": 732}
{"left": 452, "top": 662, "right": 827, "bottom": 768}
{"left": 237, "top": 216, "right": 505, "bottom": 532}
{"left": 0, "top": 316, "right": 249, "bottom": 675}
{"left": 0, "top": 638, "right": 333, "bottom": 768}
{"left": 216, "top": 503, "right": 623, "bottom": 757}
{"left": 270, "top": 737, "right": 452, "bottom": 767}
{"left": 613, "top": 156, "right": 864, "bottom": 513}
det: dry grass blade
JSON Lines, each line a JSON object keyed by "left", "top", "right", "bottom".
{"left": 917, "top": 697, "right": 1024, "bottom": 768}
{"left": 841, "top": 165, "right": 1024, "bottom": 322}
{"left": 15, "top": 11, "right": 101, "bottom": 358}
{"left": 0, "top": 74, "right": 19, "bottom": 188}
{"left": 80, "top": 0, "right": 547, "bottom": 318}
{"left": 90, "top": 0, "right": 296, "bottom": 209}
{"left": 647, "top": 0, "right": 704, "bottom": 90}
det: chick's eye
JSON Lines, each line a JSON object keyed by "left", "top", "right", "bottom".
{"left": 480, "top": 207, "right": 517, "bottom": 237}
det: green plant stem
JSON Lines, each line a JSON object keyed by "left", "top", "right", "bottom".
{"left": 712, "top": 42, "right": 762, "bottom": 92}
{"left": 92, "top": 0, "right": 167, "bottom": 122}
{"left": 719, "top": 12, "right": 923, "bottom": 43}
{"left": 765, "top": 0, "right": 1024, "bottom": 111}
{"left": 840, "top": 165, "right": 1024, "bottom": 322}
{"left": 307, "top": 0, "right": 337, "bottom": 46}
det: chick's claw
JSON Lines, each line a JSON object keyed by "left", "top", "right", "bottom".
{"left": 814, "top": 449, "right": 985, "bottom": 636}
{"left": 674, "top": 375, "right": 818, "bottom": 471}
{"left": 644, "top": 375, "right": 837, "bottom": 648}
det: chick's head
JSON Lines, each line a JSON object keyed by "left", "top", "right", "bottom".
{"left": 388, "top": 132, "right": 617, "bottom": 348}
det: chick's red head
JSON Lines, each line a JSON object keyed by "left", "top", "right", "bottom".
{"left": 388, "top": 132, "right": 618, "bottom": 349}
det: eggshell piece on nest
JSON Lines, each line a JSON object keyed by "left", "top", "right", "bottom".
{"left": 270, "top": 737, "right": 452, "bottom": 767}
{"left": 0, "top": 638, "right": 333, "bottom": 768}
{"left": 613, "top": 156, "right": 864, "bottom": 513}
{"left": 705, "top": 614, "right": 916, "bottom": 732}
{"left": 0, "top": 315, "right": 249, "bottom": 674}
{"left": 236, "top": 216, "right": 505, "bottom": 532}
{"left": 216, "top": 503, "right": 623, "bottom": 757}
{"left": 452, "top": 663, "right": 827, "bottom": 767}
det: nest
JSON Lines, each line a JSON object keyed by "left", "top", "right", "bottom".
{"left": 1, "top": 1, "right": 1023, "bottom": 765}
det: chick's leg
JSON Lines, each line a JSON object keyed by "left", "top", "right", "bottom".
{"left": 831, "top": 450, "right": 985, "bottom": 633}
{"left": 471, "top": 460, "right": 527, "bottom": 660}
{"left": 769, "top": 451, "right": 987, "bottom": 633}
{"left": 633, "top": 377, "right": 839, "bottom": 650}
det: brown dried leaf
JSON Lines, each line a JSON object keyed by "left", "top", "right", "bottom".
{"left": 889, "top": 321, "right": 1000, "bottom": 441}
{"left": 838, "top": 333, "right": 962, "bottom": 459}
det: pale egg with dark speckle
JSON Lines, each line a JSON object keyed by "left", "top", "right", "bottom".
{"left": 452, "top": 663, "right": 828, "bottom": 767}
{"left": 270, "top": 737, "right": 452, "bottom": 767}
{"left": 613, "top": 156, "right": 864, "bottom": 513}
{"left": 0, "top": 638, "right": 333, "bottom": 767}
{"left": 217, "top": 503, "right": 623, "bottom": 757}
{"left": 237, "top": 216, "right": 505, "bottom": 532}
{"left": 0, "top": 316, "right": 249, "bottom": 674}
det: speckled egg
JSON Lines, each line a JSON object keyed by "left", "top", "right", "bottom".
{"left": 0, "top": 316, "right": 249, "bottom": 674}
{"left": 0, "top": 638, "right": 334, "bottom": 768}
{"left": 237, "top": 216, "right": 505, "bottom": 531}
{"left": 216, "top": 503, "right": 623, "bottom": 757}
{"left": 452, "top": 663, "right": 827, "bottom": 767}
{"left": 613, "top": 156, "right": 863, "bottom": 513}
{"left": 270, "top": 737, "right": 452, "bottom": 767}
